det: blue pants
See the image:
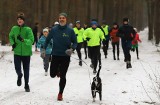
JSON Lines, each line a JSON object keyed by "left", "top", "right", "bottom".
{"left": 14, "top": 55, "right": 30, "bottom": 86}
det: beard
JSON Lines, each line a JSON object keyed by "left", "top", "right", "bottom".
{"left": 59, "top": 21, "right": 66, "bottom": 26}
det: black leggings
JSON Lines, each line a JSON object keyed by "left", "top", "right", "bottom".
{"left": 136, "top": 47, "right": 139, "bottom": 57}
{"left": 50, "top": 56, "right": 70, "bottom": 94}
{"left": 83, "top": 41, "right": 87, "bottom": 58}
{"left": 88, "top": 46, "right": 100, "bottom": 71}
{"left": 112, "top": 42, "right": 119, "bottom": 57}
{"left": 102, "top": 40, "right": 109, "bottom": 56}
{"left": 76, "top": 42, "right": 82, "bottom": 60}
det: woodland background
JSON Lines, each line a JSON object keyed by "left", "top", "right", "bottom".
{"left": 0, "top": 0, "right": 159, "bottom": 45}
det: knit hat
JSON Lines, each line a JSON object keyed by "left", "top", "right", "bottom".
{"left": 43, "top": 28, "right": 49, "bottom": 32}
{"left": 123, "top": 17, "right": 129, "bottom": 22}
{"left": 59, "top": 12, "right": 67, "bottom": 18}
{"left": 91, "top": 21, "right": 98, "bottom": 26}
{"left": 76, "top": 20, "right": 80, "bottom": 24}
{"left": 102, "top": 20, "right": 106, "bottom": 24}
{"left": 54, "top": 21, "right": 59, "bottom": 25}
{"left": 17, "top": 12, "right": 25, "bottom": 21}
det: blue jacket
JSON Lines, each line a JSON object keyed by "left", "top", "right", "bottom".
{"left": 37, "top": 35, "right": 52, "bottom": 54}
{"left": 44, "top": 25, "right": 77, "bottom": 56}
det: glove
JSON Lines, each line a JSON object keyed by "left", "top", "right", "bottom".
{"left": 49, "top": 42, "right": 53, "bottom": 46}
{"left": 102, "top": 39, "right": 106, "bottom": 45}
{"left": 49, "top": 55, "right": 52, "bottom": 62}
{"left": 65, "top": 48, "right": 73, "bottom": 56}
{"left": 76, "top": 34, "right": 78, "bottom": 36}
{"left": 86, "top": 38, "right": 90, "bottom": 41}
{"left": 40, "top": 48, "right": 45, "bottom": 59}
{"left": 12, "top": 43, "right": 16, "bottom": 49}
{"left": 41, "top": 45, "right": 44, "bottom": 49}
{"left": 17, "top": 35, "right": 24, "bottom": 42}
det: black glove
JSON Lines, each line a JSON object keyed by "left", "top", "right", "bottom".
{"left": 12, "top": 43, "right": 16, "bottom": 49}
{"left": 76, "top": 34, "right": 78, "bottom": 36}
{"left": 17, "top": 35, "right": 24, "bottom": 42}
{"left": 41, "top": 45, "right": 44, "bottom": 49}
{"left": 86, "top": 38, "right": 90, "bottom": 41}
{"left": 102, "top": 39, "right": 106, "bottom": 45}
{"left": 49, "top": 42, "right": 53, "bottom": 46}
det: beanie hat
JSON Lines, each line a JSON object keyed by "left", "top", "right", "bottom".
{"left": 123, "top": 17, "right": 129, "bottom": 22}
{"left": 69, "top": 23, "right": 73, "bottom": 28}
{"left": 54, "top": 21, "right": 59, "bottom": 25}
{"left": 43, "top": 28, "right": 49, "bottom": 32}
{"left": 76, "top": 20, "right": 80, "bottom": 24}
{"left": 59, "top": 12, "right": 67, "bottom": 18}
{"left": 102, "top": 20, "right": 106, "bottom": 24}
{"left": 91, "top": 21, "right": 98, "bottom": 26}
{"left": 17, "top": 12, "right": 25, "bottom": 21}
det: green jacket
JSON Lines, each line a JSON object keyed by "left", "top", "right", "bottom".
{"left": 9, "top": 25, "right": 34, "bottom": 56}
{"left": 83, "top": 27, "right": 105, "bottom": 47}
{"left": 73, "top": 27, "right": 84, "bottom": 43}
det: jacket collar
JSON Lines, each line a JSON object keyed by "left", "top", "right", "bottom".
{"left": 17, "top": 24, "right": 26, "bottom": 27}
{"left": 58, "top": 24, "right": 67, "bottom": 29}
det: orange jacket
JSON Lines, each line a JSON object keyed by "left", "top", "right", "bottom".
{"left": 110, "top": 28, "right": 120, "bottom": 43}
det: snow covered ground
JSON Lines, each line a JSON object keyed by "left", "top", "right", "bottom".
{"left": 0, "top": 28, "right": 160, "bottom": 105}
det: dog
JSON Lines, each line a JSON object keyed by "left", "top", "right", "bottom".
{"left": 91, "top": 64, "right": 102, "bottom": 102}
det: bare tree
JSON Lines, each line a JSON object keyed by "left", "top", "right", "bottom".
{"left": 0, "top": 0, "right": 149, "bottom": 44}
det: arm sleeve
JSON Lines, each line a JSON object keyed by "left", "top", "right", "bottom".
{"left": 48, "top": 39, "right": 53, "bottom": 48}
{"left": 37, "top": 38, "right": 43, "bottom": 48}
{"left": 100, "top": 30, "right": 105, "bottom": 40}
{"left": 24, "top": 28, "right": 34, "bottom": 46}
{"left": 83, "top": 29, "right": 88, "bottom": 41}
{"left": 71, "top": 30, "right": 77, "bottom": 50}
{"left": 137, "top": 34, "right": 142, "bottom": 42}
{"left": 9, "top": 27, "right": 15, "bottom": 45}
{"left": 44, "top": 30, "right": 53, "bottom": 49}
{"left": 116, "top": 27, "right": 124, "bottom": 37}
{"left": 131, "top": 26, "right": 136, "bottom": 39}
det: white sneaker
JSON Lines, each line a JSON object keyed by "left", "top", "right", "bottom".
{"left": 45, "top": 72, "right": 48, "bottom": 76}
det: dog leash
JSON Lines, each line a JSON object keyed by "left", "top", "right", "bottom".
{"left": 70, "top": 56, "right": 92, "bottom": 85}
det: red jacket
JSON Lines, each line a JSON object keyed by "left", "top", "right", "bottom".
{"left": 132, "top": 33, "right": 141, "bottom": 45}
{"left": 110, "top": 28, "right": 119, "bottom": 43}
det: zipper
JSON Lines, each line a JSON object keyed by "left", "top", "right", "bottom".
{"left": 19, "top": 26, "right": 22, "bottom": 56}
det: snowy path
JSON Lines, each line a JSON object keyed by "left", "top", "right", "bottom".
{"left": 0, "top": 28, "right": 160, "bottom": 105}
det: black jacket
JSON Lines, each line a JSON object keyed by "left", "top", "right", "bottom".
{"left": 117, "top": 24, "right": 135, "bottom": 41}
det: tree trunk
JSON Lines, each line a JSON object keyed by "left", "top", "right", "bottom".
{"left": 154, "top": 0, "right": 160, "bottom": 44}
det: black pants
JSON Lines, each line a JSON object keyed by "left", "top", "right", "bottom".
{"left": 112, "top": 42, "right": 119, "bottom": 58}
{"left": 76, "top": 42, "right": 82, "bottom": 60}
{"left": 83, "top": 41, "right": 87, "bottom": 58}
{"left": 88, "top": 46, "right": 100, "bottom": 71}
{"left": 102, "top": 40, "right": 109, "bottom": 56}
{"left": 14, "top": 55, "right": 30, "bottom": 86}
{"left": 136, "top": 47, "right": 139, "bottom": 58}
{"left": 50, "top": 56, "right": 70, "bottom": 94}
{"left": 33, "top": 36, "right": 38, "bottom": 47}
{"left": 121, "top": 40, "right": 132, "bottom": 62}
